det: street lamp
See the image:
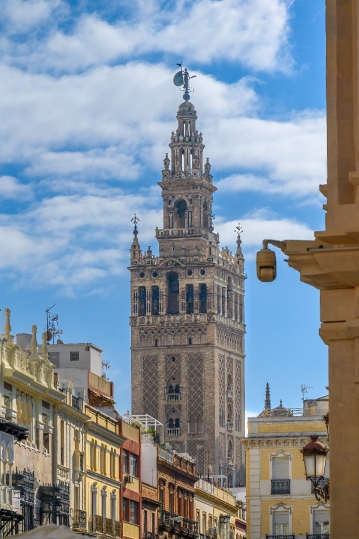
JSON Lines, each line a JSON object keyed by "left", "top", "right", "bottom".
{"left": 300, "top": 435, "right": 329, "bottom": 502}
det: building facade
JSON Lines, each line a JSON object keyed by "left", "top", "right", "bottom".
{"left": 130, "top": 95, "right": 246, "bottom": 485}
{"left": 120, "top": 418, "right": 142, "bottom": 539}
{"left": 242, "top": 391, "right": 329, "bottom": 539}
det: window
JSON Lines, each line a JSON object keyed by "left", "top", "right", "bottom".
{"left": 70, "top": 351, "right": 79, "bottom": 361}
{"left": 152, "top": 286, "right": 159, "bottom": 315}
{"left": 129, "top": 500, "right": 139, "bottom": 524}
{"left": 313, "top": 511, "right": 329, "bottom": 534}
{"left": 130, "top": 453, "right": 138, "bottom": 477}
{"left": 122, "top": 450, "right": 129, "bottom": 474}
{"left": 123, "top": 498, "right": 139, "bottom": 524}
{"left": 139, "top": 286, "right": 146, "bottom": 316}
{"left": 167, "top": 272, "right": 179, "bottom": 314}
{"left": 199, "top": 284, "right": 207, "bottom": 313}
{"left": 186, "top": 285, "right": 194, "bottom": 314}
{"left": 271, "top": 457, "right": 290, "bottom": 494}
{"left": 43, "top": 432, "right": 50, "bottom": 454}
{"left": 272, "top": 511, "right": 289, "bottom": 535}
{"left": 123, "top": 498, "right": 129, "bottom": 521}
{"left": 60, "top": 420, "right": 65, "bottom": 465}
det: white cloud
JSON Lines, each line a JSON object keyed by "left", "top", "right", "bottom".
{"left": 0, "top": 176, "right": 32, "bottom": 199}
{"left": 216, "top": 213, "right": 313, "bottom": 252}
{"left": 1, "top": 0, "right": 293, "bottom": 74}
{"left": 0, "top": 62, "right": 325, "bottom": 202}
{"left": 212, "top": 112, "right": 327, "bottom": 198}
{"left": 1, "top": 0, "right": 63, "bottom": 32}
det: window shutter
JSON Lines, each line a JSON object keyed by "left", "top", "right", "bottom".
{"left": 273, "top": 457, "right": 289, "bottom": 479}
{"left": 273, "top": 512, "right": 289, "bottom": 525}
{"left": 314, "top": 511, "right": 330, "bottom": 523}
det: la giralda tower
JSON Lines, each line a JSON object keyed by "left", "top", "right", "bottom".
{"left": 130, "top": 68, "right": 246, "bottom": 486}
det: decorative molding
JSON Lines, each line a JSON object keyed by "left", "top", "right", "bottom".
{"left": 310, "top": 501, "right": 330, "bottom": 513}
{"left": 270, "top": 502, "right": 292, "bottom": 515}
{"left": 91, "top": 482, "right": 98, "bottom": 493}
{"left": 270, "top": 449, "right": 292, "bottom": 461}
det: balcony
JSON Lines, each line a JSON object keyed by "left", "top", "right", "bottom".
{"left": 265, "top": 536, "right": 295, "bottom": 539}
{"left": 159, "top": 510, "right": 171, "bottom": 528}
{"left": 306, "top": 535, "right": 330, "bottom": 539}
{"left": 182, "top": 518, "right": 198, "bottom": 536}
{"left": 89, "top": 515, "right": 120, "bottom": 537}
{"left": 166, "top": 393, "right": 181, "bottom": 401}
{"left": 166, "top": 428, "right": 181, "bottom": 436}
{"left": 271, "top": 479, "right": 290, "bottom": 495}
{"left": 226, "top": 422, "right": 233, "bottom": 432}
{"left": 73, "top": 510, "right": 86, "bottom": 530}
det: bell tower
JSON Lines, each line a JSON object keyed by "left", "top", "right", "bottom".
{"left": 130, "top": 68, "right": 246, "bottom": 486}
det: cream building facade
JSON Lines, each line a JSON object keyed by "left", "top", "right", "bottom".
{"left": 242, "top": 393, "right": 329, "bottom": 539}
{"left": 194, "top": 478, "right": 240, "bottom": 539}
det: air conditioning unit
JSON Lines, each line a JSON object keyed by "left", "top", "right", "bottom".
{"left": 124, "top": 474, "right": 134, "bottom": 484}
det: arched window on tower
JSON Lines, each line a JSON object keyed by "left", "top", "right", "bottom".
{"left": 199, "top": 284, "right": 207, "bottom": 313}
{"left": 167, "top": 272, "right": 179, "bottom": 314}
{"left": 152, "top": 286, "right": 159, "bottom": 315}
{"left": 228, "top": 439, "right": 233, "bottom": 459}
{"left": 227, "top": 277, "right": 233, "bottom": 318}
{"left": 138, "top": 286, "right": 146, "bottom": 316}
{"left": 174, "top": 200, "right": 187, "bottom": 228}
{"left": 186, "top": 284, "right": 194, "bottom": 314}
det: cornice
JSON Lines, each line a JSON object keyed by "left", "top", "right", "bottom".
{"left": 86, "top": 470, "right": 122, "bottom": 489}
{"left": 242, "top": 435, "right": 329, "bottom": 449}
{"left": 195, "top": 490, "right": 237, "bottom": 515}
{"left": 87, "top": 421, "right": 126, "bottom": 447}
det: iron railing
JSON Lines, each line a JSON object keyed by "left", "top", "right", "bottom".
{"left": 72, "top": 510, "right": 86, "bottom": 529}
{"left": 306, "top": 535, "right": 330, "bottom": 539}
{"left": 266, "top": 536, "right": 295, "bottom": 539}
{"left": 90, "top": 515, "right": 103, "bottom": 533}
{"left": 159, "top": 510, "right": 171, "bottom": 527}
{"left": 271, "top": 479, "right": 290, "bottom": 495}
{"left": 183, "top": 518, "right": 198, "bottom": 535}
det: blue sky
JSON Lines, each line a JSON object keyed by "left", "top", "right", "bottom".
{"left": 0, "top": 0, "right": 328, "bottom": 416}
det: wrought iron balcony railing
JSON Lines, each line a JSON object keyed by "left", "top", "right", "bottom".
{"left": 159, "top": 510, "right": 171, "bottom": 527}
{"left": 271, "top": 479, "right": 291, "bottom": 495}
{"left": 306, "top": 535, "right": 330, "bottom": 539}
{"left": 72, "top": 510, "right": 86, "bottom": 529}
{"left": 265, "top": 535, "right": 295, "bottom": 539}
{"left": 182, "top": 518, "right": 198, "bottom": 535}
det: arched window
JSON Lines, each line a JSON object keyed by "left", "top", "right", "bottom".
{"left": 186, "top": 284, "right": 194, "bottom": 314}
{"left": 175, "top": 418, "right": 180, "bottom": 429}
{"left": 175, "top": 384, "right": 180, "bottom": 394}
{"left": 167, "top": 272, "right": 179, "bottom": 314}
{"left": 199, "top": 284, "right": 207, "bottom": 314}
{"left": 174, "top": 200, "right": 187, "bottom": 228}
{"left": 151, "top": 286, "right": 159, "bottom": 315}
{"left": 168, "top": 385, "right": 174, "bottom": 394}
{"left": 227, "top": 277, "right": 233, "bottom": 318}
{"left": 138, "top": 286, "right": 146, "bottom": 316}
{"left": 228, "top": 439, "right": 233, "bottom": 458}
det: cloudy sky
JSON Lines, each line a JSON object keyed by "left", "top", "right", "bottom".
{"left": 0, "top": 0, "right": 328, "bottom": 415}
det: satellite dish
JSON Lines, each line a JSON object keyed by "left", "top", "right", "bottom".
{"left": 57, "top": 339, "right": 64, "bottom": 344}
{"left": 46, "top": 330, "right": 52, "bottom": 342}
{"left": 173, "top": 71, "right": 184, "bottom": 87}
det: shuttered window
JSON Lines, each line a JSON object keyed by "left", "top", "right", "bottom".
{"left": 272, "top": 457, "right": 289, "bottom": 479}
{"left": 314, "top": 511, "right": 330, "bottom": 534}
{"left": 273, "top": 512, "right": 289, "bottom": 535}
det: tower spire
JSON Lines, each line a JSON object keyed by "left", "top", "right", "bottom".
{"left": 265, "top": 383, "right": 271, "bottom": 411}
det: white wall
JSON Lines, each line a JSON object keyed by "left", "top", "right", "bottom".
{"left": 141, "top": 435, "right": 157, "bottom": 486}
{"left": 49, "top": 343, "right": 103, "bottom": 376}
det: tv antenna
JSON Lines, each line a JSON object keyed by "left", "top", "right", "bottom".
{"left": 300, "top": 384, "right": 312, "bottom": 401}
{"left": 45, "top": 304, "right": 63, "bottom": 344}
{"left": 173, "top": 63, "right": 196, "bottom": 101}
{"left": 102, "top": 360, "right": 111, "bottom": 371}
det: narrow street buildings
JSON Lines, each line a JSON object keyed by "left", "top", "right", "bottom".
{"left": 242, "top": 391, "right": 329, "bottom": 539}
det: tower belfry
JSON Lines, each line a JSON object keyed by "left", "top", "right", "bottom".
{"left": 130, "top": 69, "right": 246, "bottom": 485}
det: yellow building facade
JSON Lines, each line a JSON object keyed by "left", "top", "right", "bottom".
{"left": 242, "top": 395, "right": 329, "bottom": 539}
{"left": 85, "top": 405, "right": 124, "bottom": 538}
{"left": 194, "top": 479, "right": 238, "bottom": 539}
